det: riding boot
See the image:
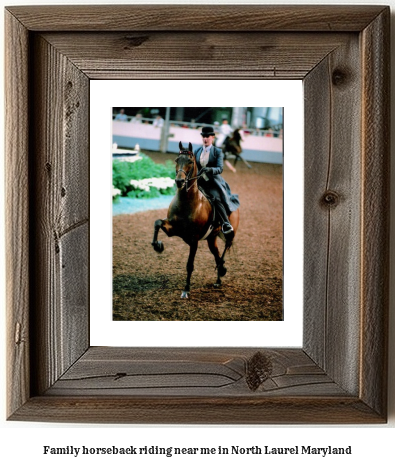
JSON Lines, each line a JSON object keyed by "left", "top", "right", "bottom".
{"left": 215, "top": 201, "right": 233, "bottom": 234}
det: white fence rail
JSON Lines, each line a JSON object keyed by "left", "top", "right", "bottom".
{"left": 112, "top": 117, "right": 283, "bottom": 164}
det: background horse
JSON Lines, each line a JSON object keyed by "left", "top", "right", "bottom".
{"left": 152, "top": 142, "right": 239, "bottom": 299}
{"left": 222, "top": 129, "right": 252, "bottom": 171}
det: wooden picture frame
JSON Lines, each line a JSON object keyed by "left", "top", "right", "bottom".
{"left": 5, "top": 5, "right": 390, "bottom": 424}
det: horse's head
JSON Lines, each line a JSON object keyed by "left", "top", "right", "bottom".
{"left": 175, "top": 142, "right": 196, "bottom": 189}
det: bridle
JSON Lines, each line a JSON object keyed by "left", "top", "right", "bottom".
{"left": 176, "top": 150, "right": 201, "bottom": 192}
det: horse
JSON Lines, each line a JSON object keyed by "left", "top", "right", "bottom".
{"left": 222, "top": 129, "right": 252, "bottom": 170}
{"left": 152, "top": 142, "right": 240, "bottom": 299}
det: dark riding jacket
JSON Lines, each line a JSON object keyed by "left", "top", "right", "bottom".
{"left": 195, "top": 145, "right": 240, "bottom": 214}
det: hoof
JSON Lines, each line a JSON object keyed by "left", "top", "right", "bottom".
{"left": 152, "top": 241, "right": 164, "bottom": 253}
{"left": 214, "top": 282, "right": 222, "bottom": 288}
{"left": 218, "top": 265, "right": 227, "bottom": 277}
{"left": 181, "top": 290, "right": 189, "bottom": 299}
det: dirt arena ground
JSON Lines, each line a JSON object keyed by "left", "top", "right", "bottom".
{"left": 113, "top": 151, "right": 283, "bottom": 321}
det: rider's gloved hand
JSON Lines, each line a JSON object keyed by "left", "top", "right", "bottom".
{"left": 200, "top": 167, "right": 213, "bottom": 174}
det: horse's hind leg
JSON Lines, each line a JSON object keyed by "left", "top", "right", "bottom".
{"left": 207, "top": 236, "right": 228, "bottom": 287}
{"left": 238, "top": 153, "right": 252, "bottom": 169}
{"left": 181, "top": 241, "right": 198, "bottom": 299}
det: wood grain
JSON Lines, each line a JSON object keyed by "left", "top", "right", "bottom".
{"left": 304, "top": 35, "right": 362, "bottom": 395}
{"left": 46, "top": 348, "right": 345, "bottom": 397}
{"left": 41, "top": 31, "right": 351, "bottom": 80}
{"left": 303, "top": 55, "right": 332, "bottom": 372}
{"left": 360, "top": 9, "right": 390, "bottom": 418}
{"left": 5, "top": 10, "right": 30, "bottom": 419}
{"left": 29, "top": 34, "right": 90, "bottom": 395}
{"left": 6, "top": 5, "right": 386, "bottom": 32}
{"left": 5, "top": 5, "right": 390, "bottom": 424}
{"left": 10, "top": 395, "right": 384, "bottom": 425}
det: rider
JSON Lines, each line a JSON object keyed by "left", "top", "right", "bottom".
{"left": 195, "top": 126, "right": 240, "bottom": 235}
{"left": 216, "top": 119, "right": 233, "bottom": 148}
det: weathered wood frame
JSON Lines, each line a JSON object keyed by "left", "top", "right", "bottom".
{"left": 5, "top": 5, "right": 390, "bottom": 424}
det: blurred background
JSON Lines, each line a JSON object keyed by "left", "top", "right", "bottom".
{"left": 112, "top": 106, "right": 283, "bottom": 164}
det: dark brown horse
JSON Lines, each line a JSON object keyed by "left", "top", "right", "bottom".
{"left": 222, "top": 129, "right": 252, "bottom": 170}
{"left": 152, "top": 142, "right": 239, "bottom": 299}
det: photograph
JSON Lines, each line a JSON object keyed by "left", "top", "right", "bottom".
{"left": 112, "top": 107, "right": 284, "bottom": 321}
{"left": 2, "top": 6, "right": 393, "bottom": 469}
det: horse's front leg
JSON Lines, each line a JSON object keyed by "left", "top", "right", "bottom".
{"left": 152, "top": 218, "right": 172, "bottom": 252}
{"left": 181, "top": 241, "right": 198, "bottom": 299}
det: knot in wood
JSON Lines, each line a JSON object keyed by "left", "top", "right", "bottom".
{"left": 332, "top": 68, "right": 349, "bottom": 87}
{"left": 246, "top": 351, "right": 273, "bottom": 391}
{"left": 123, "top": 35, "right": 149, "bottom": 49}
{"left": 321, "top": 190, "right": 340, "bottom": 207}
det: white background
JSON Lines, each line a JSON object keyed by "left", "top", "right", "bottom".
{"left": 1, "top": 0, "right": 394, "bottom": 469}
{"left": 90, "top": 79, "right": 304, "bottom": 347}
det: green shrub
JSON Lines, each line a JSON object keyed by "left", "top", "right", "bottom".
{"left": 113, "top": 155, "right": 176, "bottom": 199}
